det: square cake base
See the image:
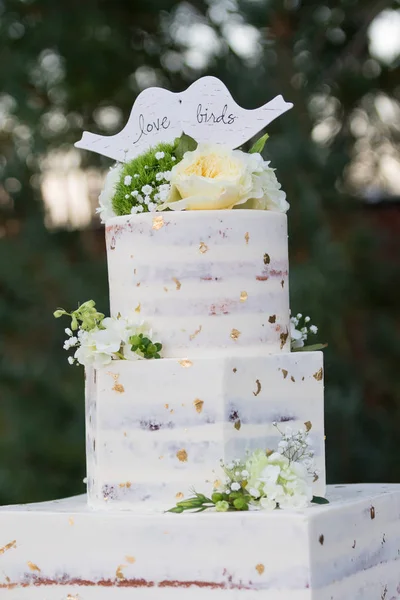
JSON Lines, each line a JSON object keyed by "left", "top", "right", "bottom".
{"left": 1, "top": 484, "right": 399, "bottom": 599}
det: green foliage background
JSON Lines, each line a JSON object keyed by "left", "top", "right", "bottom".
{"left": 0, "top": 0, "right": 399, "bottom": 505}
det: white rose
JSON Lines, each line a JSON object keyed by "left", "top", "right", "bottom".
{"left": 97, "top": 163, "right": 123, "bottom": 223}
{"left": 160, "top": 144, "right": 288, "bottom": 212}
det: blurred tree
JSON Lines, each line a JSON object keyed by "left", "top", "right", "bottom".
{"left": 0, "top": 0, "right": 399, "bottom": 505}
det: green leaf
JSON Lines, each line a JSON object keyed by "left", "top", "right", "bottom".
{"left": 174, "top": 132, "right": 198, "bottom": 160}
{"left": 249, "top": 132, "right": 269, "bottom": 154}
{"left": 175, "top": 498, "right": 203, "bottom": 509}
{"left": 312, "top": 496, "right": 329, "bottom": 505}
{"left": 166, "top": 505, "right": 185, "bottom": 513}
{"left": 293, "top": 343, "right": 328, "bottom": 352}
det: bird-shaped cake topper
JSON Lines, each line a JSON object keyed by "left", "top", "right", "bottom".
{"left": 75, "top": 76, "right": 293, "bottom": 162}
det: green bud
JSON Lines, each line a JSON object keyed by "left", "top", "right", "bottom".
{"left": 129, "top": 335, "right": 141, "bottom": 347}
{"left": 80, "top": 299, "right": 96, "bottom": 310}
{"left": 229, "top": 491, "right": 241, "bottom": 500}
{"left": 211, "top": 493, "right": 224, "bottom": 504}
{"left": 71, "top": 315, "right": 79, "bottom": 331}
{"left": 53, "top": 309, "right": 65, "bottom": 318}
{"left": 233, "top": 497, "right": 248, "bottom": 511}
{"left": 215, "top": 500, "right": 230, "bottom": 512}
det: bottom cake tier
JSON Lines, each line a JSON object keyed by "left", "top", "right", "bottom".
{"left": 1, "top": 484, "right": 400, "bottom": 599}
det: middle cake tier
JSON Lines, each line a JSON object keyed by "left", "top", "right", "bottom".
{"left": 105, "top": 210, "right": 290, "bottom": 358}
{"left": 85, "top": 351, "right": 325, "bottom": 511}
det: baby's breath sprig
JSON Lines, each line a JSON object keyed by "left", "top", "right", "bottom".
{"left": 290, "top": 312, "right": 327, "bottom": 352}
{"left": 273, "top": 421, "right": 314, "bottom": 466}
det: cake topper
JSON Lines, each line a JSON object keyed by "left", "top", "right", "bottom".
{"left": 75, "top": 76, "right": 293, "bottom": 162}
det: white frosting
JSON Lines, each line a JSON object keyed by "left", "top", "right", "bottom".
{"left": 1, "top": 484, "right": 400, "bottom": 599}
{"left": 85, "top": 352, "right": 325, "bottom": 510}
{"left": 105, "top": 210, "right": 290, "bottom": 358}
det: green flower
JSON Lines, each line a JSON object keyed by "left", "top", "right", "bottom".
{"left": 245, "top": 449, "right": 270, "bottom": 490}
{"left": 215, "top": 500, "right": 230, "bottom": 512}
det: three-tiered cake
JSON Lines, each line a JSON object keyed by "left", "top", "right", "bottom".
{"left": 1, "top": 77, "right": 399, "bottom": 599}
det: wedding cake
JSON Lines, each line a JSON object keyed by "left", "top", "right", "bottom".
{"left": 1, "top": 77, "right": 399, "bottom": 600}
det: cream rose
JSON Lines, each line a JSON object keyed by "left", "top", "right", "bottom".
{"left": 160, "top": 144, "right": 289, "bottom": 213}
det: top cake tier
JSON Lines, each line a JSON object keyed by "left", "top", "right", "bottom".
{"left": 105, "top": 210, "right": 290, "bottom": 358}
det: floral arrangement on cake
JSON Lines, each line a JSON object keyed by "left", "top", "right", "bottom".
{"left": 167, "top": 422, "right": 328, "bottom": 513}
{"left": 97, "top": 133, "right": 289, "bottom": 223}
{"left": 54, "top": 300, "right": 162, "bottom": 368}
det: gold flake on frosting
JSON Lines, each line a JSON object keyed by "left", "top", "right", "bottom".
{"left": 126, "top": 556, "right": 136, "bottom": 564}
{"left": 240, "top": 291, "right": 248, "bottom": 302}
{"left": 256, "top": 564, "right": 265, "bottom": 575}
{"left": 176, "top": 449, "right": 188, "bottom": 462}
{"left": 230, "top": 328, "right": 241, "bottom": 341}
{"left": 263, "top": 253, "right": 270, "bottom": 265}
{"left": 268, "top": 315, "right": 276, "bottom": 323}
{"left": 68, "top": 517, "right": 74, "bottom": 526}
{"left": 234, "top": 420, "right": 241, "bottom": 430}
{"left": 253, "top": 379, "right": 261, "bottom": 396}
{"left": 0, "top": 540, "right": 16, "bottom": 555}
{"left": 291, "top": 376, "right": 295, "bottom": 382}
{"left": 280, "top": 329, "right": 289, "bottom": 349}
{"left": 67, "top": 595, "right": 80, "bottom": 600}
{"left": 193, "top": 398, "right": 204, "bottom": 413}
{"left": 27, "top": 561, "right": 41, "bottom": 572}
{"left": 152, "top": 215, "right": 164, "bottom": 230}
{"left": 245, "top": 232, "right": 250, "bottom": 244}
{"left": 281, "top": 369, "right": 288, "bottom": 379}
{"left": 107, "top": 372, "right": 125, "bottom": 393}
{"left": 199, "top": 241, "right": 208, "bottom": 254}
{"left": 135, "top": 303, "right": 141, "bottom": 313}
{"left": 313, "top": 368, "right": 323, "bottom": 381}
{"left": 173, "top": 277, "right": 182, "bottom": 290}
{"left": 304, "top": 421, "right": 312, "bottom": 432}
{"left": 189, "top": 325, "right": 202, "bottom": 340}
{"left": 179, "top": 359, "right": 193, "bottom": 368}
{"left": 176, "top": 492, "right": 184, "bottom": 500}
{"left": 116, "top": 565, "right": 126, "bottom": 580}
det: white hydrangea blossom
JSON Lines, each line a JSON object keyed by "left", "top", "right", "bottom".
{"left": 69, "top": 316, "right": 154, "bottom": 368}
{"left": 96, "top": 163, "right": 123, "bottom": 224}
{"left": 124, "top": 175, "right": 132, "bottom": 186}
